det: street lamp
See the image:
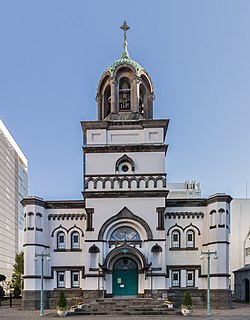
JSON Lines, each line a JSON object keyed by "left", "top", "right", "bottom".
{"left": 34, "top": 252, "right": 51, "bottom": 317}
{"left": 200, "top": 250, "right": 218, "bottom": 316}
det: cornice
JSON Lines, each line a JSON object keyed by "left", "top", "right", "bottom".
{"left": 81, "top": 119, "right": 169, "bottom": 141}
{"left": 21, "top": 198, "right": 85, "bottom": 209}
{"left": 21, "top": 197, "right": 45, "bottom": 207}
{"left": 83, "top": 190, "right": 169, "bottom": 199}
{"left": 166, "top": 194, "right": 232, "bottom": 208}
{"left": 83, "top": 144, "right": 168, "bottom": 154}
{"left": 206, "top": 194, "right": 233, "bottom": 205}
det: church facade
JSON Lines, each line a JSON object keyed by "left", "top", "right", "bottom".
{"left": 22, "top": 23, "right": 232, "bottom": 309}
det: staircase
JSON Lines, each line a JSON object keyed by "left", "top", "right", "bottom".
{"left": 69, "top": 298, "right": 178, "bottom": 316}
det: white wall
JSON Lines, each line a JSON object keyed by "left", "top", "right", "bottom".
{"left": 230, "top": 199, "right": 250, "bottom": 290}
{"left": 85, "top": 152, "right": 166, "bottom": 175}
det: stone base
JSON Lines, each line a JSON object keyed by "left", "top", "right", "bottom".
{"left": 21, "top": 289, "right": 104, "bottom": 310}
{"left": 166, "top": 288, "right": 232, "bottom": 309}
{"left": 21, "top": 290, "right": 50, "bottom": 310}
{"left": 21, "top": 288, "right": 232, "bottom": 310}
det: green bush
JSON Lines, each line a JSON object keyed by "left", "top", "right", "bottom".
{"left": 57, "top": 291, "right": 67, "bottom": 310}
{"left": 181, "top": 291, "right": 193, "bottom": 309}
{"left": 13, "top": 285, "right": 21, "bottom": 298}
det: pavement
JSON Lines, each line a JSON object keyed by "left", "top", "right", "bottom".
{"left": 0, "top": 303, "right": 250, "bottom": 319}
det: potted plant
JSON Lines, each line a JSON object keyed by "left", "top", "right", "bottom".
{"left": 57, "top": 291, "right": 68, "bottom": 316}
{"left": 181, "top": 291, "right": 193, "bottom": 316}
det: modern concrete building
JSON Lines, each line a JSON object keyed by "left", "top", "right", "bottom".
{"left": 0, "top": 119, "right": 28, "bottom": 279}
{"left": 167, "top": 181, "right": 201, "bottom": 199}
{"left": 22, "top": 22, "right": 232, "bottom": 310}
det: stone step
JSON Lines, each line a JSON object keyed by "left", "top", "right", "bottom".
{"left": 73, "top": 310, "right": 177, "bottom": 316}
{"left": 69, "top": 298, "right": 178, "bottom": 316}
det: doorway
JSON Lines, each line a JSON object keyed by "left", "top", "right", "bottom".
{"left": 112, "top": 257, "right": 138, "bottom": 296}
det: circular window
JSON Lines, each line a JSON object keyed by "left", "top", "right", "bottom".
{"left": 121, "top": 164, "right": 129, "bottom": 172}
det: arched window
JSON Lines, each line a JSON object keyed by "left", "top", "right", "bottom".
{"left": 119, "top": 77, "right": 131, "bottom": 110}
{"left": 89, "top": 254, "right": 97, "bottom": 269}
{"left": 110, "top": 226, "right": 140, "bottom": 241}
{"left": 36, "top": 212, "right": 42, "bottom": 230}
{"left": 27, "top": 212, "right": 34, "bottom": 229}
{"left": 151, "top": 244, "right": 162, "bottom": 268}
{"left": 186, "top": 230, "right": 195, "bottom": 248}
{"left": 113, "top": 258, "right": 137, "bottom": 270}
{"left": 103, "top": 85, "right": 111, "bottom": 118}
{"left": 71, "top": 231, "right": 80, "bottom": 249}
{"left": 171, "top": 230, "right": 180, "bottom": 248}
{"left": 89, "top": 245, "right": 99, "bottom": 269}
{"left": 115, "top": 154, "right": 135, "bottom": 174}
{"left": 139, "top": 83, "right": 146, "bottom": 115}
{"left": 57, "top": 232, "right": 65, "bottom": 249}
{"left": 218, "top": 208, "right": 225, "bottom": 226}
{"left": 210, "top": 210, "right": 216, "bottom": 227}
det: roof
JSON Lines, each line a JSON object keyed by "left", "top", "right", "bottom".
{"left": 233, "top": 265, "right": 250, "bottom": 273}
{"left": 108, "top": 42, "right": 142, "bottom": 76}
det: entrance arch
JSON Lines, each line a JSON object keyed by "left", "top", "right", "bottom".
{"left": 112, "top": 257, "right": 138, "bottom": 296}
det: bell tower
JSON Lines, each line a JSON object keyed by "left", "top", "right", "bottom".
{"left": 96, "top": 21, "right": 155, "bottom": 121}
{"left": 81, "top": 21, "right": 169, "bottom": 297}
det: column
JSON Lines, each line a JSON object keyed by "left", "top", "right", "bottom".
{"left": 131, "top": 77, "right": 140, "bottom": 112}
{"left": 110, "top": 79, "right": 117, "bottom": 113}
{"left": 96, "top": 94, "right": 102, "bottom": 120}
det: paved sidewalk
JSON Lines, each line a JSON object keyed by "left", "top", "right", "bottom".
{"left": 0, "top": 303, "right": 250, "bottom": 319}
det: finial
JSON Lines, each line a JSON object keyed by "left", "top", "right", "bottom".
{"left": 120, "top": 20, "right": 130, "bottom": 59}
{"left": 120, "top": 20, "right": 130, "bottom": 42}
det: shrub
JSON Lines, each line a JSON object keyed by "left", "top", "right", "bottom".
{"left": 57, "top": 291, "right": 67, "bottom": 310}
{"left": 181, "top": 291, "right": 193, "bottom": 309}
{"left": 13, "top": 285, "right": 21, "bottom": 298}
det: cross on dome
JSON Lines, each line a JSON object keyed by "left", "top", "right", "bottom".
{"left": 120, "top": 20, "right": 130, "bottom": 59}
{"left": 120, "top": 20, "right": 130, "bottom": 41}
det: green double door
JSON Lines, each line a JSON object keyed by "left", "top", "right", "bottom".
{"left": 112, "top": 258, "right": 138, "bottom": 296}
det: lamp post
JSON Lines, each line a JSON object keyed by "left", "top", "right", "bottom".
{"left": 34, "top": 252, "right": 50, "bottom": 317}
{"left": 200, "top": 250, "right": 218, "bottom": 316}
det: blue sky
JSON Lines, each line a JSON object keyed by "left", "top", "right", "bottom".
{"left": 1, "top": 0, "right": 250, "bottom": 200}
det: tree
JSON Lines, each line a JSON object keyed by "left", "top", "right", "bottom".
{"left": 11, "top": 252, "right": 24, "bottom": 297}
